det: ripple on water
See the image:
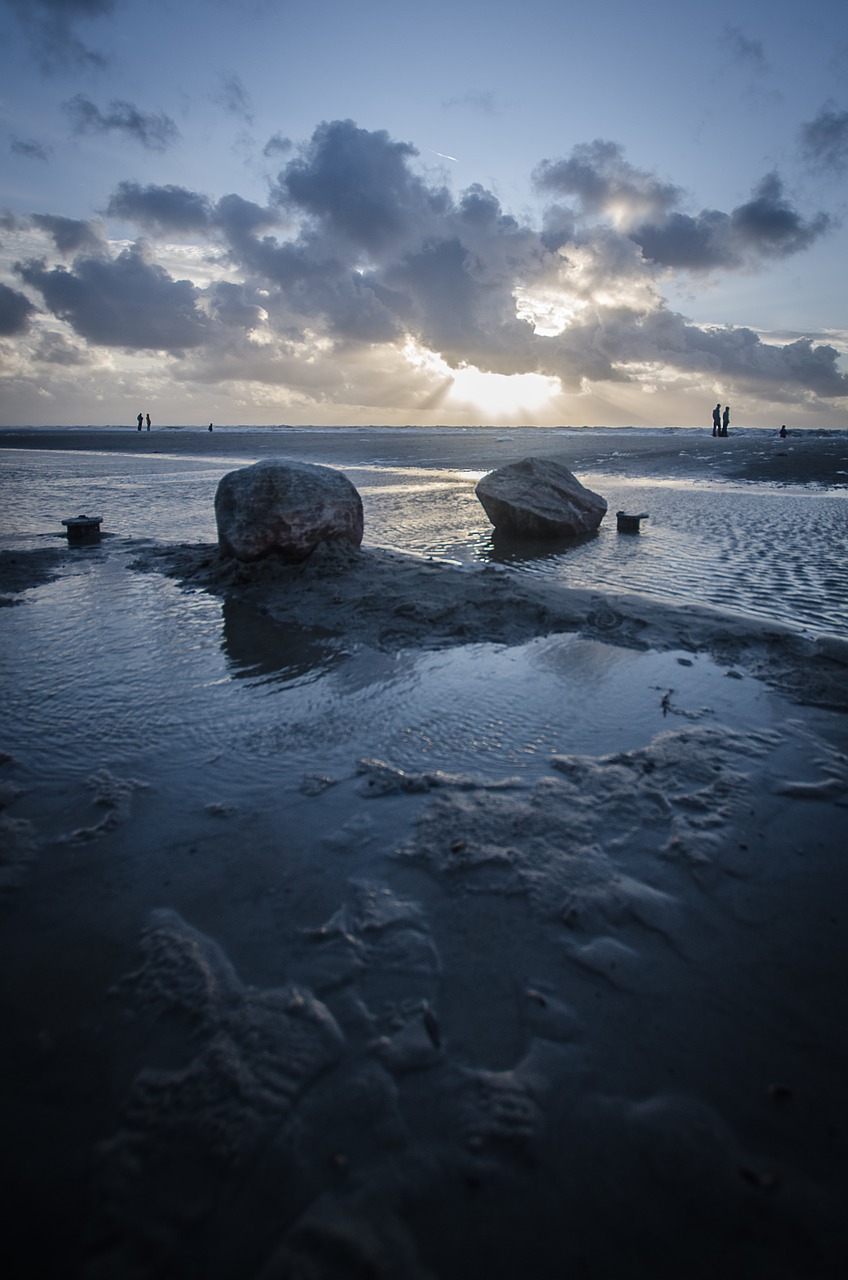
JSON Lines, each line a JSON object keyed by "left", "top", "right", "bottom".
{"left": 2, "top": 450, "right": 844, "bottom": 635}
{"left": 1, "top": 452, "right": 844, "bottom": 837}
{"left": 1, "top": 534, "right": 788, "bottom": 848}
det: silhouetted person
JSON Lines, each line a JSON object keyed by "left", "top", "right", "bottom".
{"left": 721, "top": 405, "right": 730, "bottom": 436}
{"left": 779, "top": 424, "right": 787, "bottom": 438}
{"left": 137, "top": 412, "right": 143, "bottom": 431}
{"left": 146, "top": 413, "right": 151, "bottom": 431}
{"left": 712, "top": 403, "right": 721, "bottom": 436}
{"left": 208, "top": 422, "right": 213, "bottom": 432}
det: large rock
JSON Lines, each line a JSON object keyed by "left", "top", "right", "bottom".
{"left": 215, "top": 459, "right": 364, "bottom": 563}
{"left": 475, "top": 457, "right": 607, "bottom": 538}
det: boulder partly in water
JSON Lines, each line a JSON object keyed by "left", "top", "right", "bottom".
{"left": 475, "top": 457, "right": 607, "bottom": 538}
{"left": 215, "top": 459, "right": 364, "bottom": 563}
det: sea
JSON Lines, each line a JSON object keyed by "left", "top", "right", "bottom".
{"left": 1, "top": 424, "right": 846, "bottom": 634}
{"left": 1, "top": 423, "right": 846, "bottom": 841}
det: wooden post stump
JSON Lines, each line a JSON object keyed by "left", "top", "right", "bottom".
{"left": 62, "top": 515, "right": 102, "bottom": 545}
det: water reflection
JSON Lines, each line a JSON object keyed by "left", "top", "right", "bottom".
{"left": 484, "top": 527, "right": 601, "bottom": 564}
{"left": 2, "top": 448, "right": 845, "bottom": 637}
{"left": 221, "top": 597, "right": 343, "bottom": 686}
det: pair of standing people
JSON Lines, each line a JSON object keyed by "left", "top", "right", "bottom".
{"left": 712, "top": 403, "right": 730, "bottom": 436}
{"left": 136, "top": 413, "right": 151, "bottom": 431}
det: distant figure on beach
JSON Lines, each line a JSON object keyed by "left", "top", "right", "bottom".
{"left": 779, "top": 424, "right": 787, "bottom": 438}
{"left": 146, "top": 413, "right": 151, "bottom": 431}
{"left": 137, "top": 412, "right": 143, "bottom": 431}
{"left": 721, "top": 405, "right": 730, "bottom": 436}
{"left": 712, "top": 403, "right": 721, "bottom": 436}
{"left": 208, "top": 422, "right": 213, "bottom": 432}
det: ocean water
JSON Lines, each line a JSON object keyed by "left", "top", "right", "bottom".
{"left": 1, "top": 428, "right": 845, "bottom": 635}
{"left": 0, "top": 428, "right": 845, "bottom": 836}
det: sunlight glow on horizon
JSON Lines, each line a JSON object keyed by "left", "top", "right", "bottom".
{"left": 403, "top": 340, "right": 560, "bottom": 418}
{"left": 447, "top": 365, "right": 561, "bottom": 418}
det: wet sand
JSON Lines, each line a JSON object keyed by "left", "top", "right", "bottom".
{"left": 1, "top": 429, "right": 847, "bottom": 1279}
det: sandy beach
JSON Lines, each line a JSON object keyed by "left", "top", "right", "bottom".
{"left": 1, "top": 427, "right": 847, "bottom": 1279}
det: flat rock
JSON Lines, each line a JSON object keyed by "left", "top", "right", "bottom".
{"left": 475, "top": 457, "right": 607, "bottom": 538}
{"left": 215, "top": 459, "right": 364, "bottom": 563}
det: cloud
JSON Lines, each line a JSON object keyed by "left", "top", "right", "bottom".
{"left": 34, "top": 330, "right": 90, "bottom": 365}
{"left": 534, "top": 140, "right": 682, "bottom": 228}
{"left": 10, "top": 136, "right": 52, "bottom": 161}
{"left": 211, "top": 72, "right": 254, "bottom": 124}
{"left": 634, "top": 173, "right": 831, "bottom": 269}
{"left": 105, "top": 182, "right": 283, "bottom": 247}
{"left": 719, "top": 24, "right": 768, "bottom": 73}
{"left": 263, "top": 133, "right": 292, "bottom": 159}
{"left": 676, "top": 323, "right": 848, "bottom": 398}
{"left": 717, "top": 25, "right": 781, "bottom": 109}
{"left": 2, "top": 0, "right": 116, "bottom": 73}
{"left": 213, "top": 192, "right": 282, "bottom": 240}
{"left": 107, "top": 181, "right": 214, "bottom": 235}
{"left": 442, "top": 90, "right": 501, "bottom": 114}
{"left": 15, "top": 242, "right": 208, "bottom": 351}
{"left": 206, "top": 280, "right": 266, "bottom": 329}
{"left": 800, "top": 103, "right": 848, "bottom": 173}
{"left": 728, "top": 173, "right": 830, "bottom": 256}
{"left": 276, "top": 118, "right": 450, "bottom": 255}
{"left": 7, "top": 118, "right": 846, "bottom": 413}
{"left": 535, "top": 144, "right": 831, "bottom": 270}
{"left": 236, "top": 123, "right": 540, "bottom": 361}
{"left": 31, "top": 213, "right": 104, "bottom": 254}
{"left": 63, "top": 94, "right": 179, "bottom": 151}
{"left": 0, "top": 280, "right": 37, "bottom": 335}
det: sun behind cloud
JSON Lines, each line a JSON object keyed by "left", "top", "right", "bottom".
{"left": 446, "top": 366, "right": 561, "bottom": 420}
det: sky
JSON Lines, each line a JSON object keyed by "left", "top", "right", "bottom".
{"left": 0, "top": 0, "right": 847, "bottom": 429}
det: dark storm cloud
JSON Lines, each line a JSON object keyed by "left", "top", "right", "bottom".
{"left": 0, "top": 280, "right": 36, "bottom": 334}
{"left": 34, "top": 330, "right": 90, "bottom": 365}
{"left": 63, "top": 94, "right": 179, "bottom": 151}
{"left": 31, "top": 213, "right": 104, "bottom": 254}
{"left": 15, "top": 243, "right": 207, "bottom": 351}
{"left": 531, "top": 306, "right": 848, "bottom": 400}
{"left": 104, "top": 183, "right": 282, "bottom": 246}
{"left": 535, "top": 143, "right": 830, "bottom": 270}
{"left": 206, "top": 281, "right": 265, "bottom": 329}
{"left": 673, "top": 321, "right": 848, "bottom": 397}
{"left": 800, "top": 103, "right": 848, "bottom": 173}
{"left": 633, "top": 174, "right": 830, "bottom": 269}
{"left": 534, "top": 140, "right": 682, "bottom": 225}
{"left": 276, "top": 119, "right": 451, "bottom": 255}
{"left": 728, "top": 173, "right": 829, "bottom": 256}
{"left": 232, "top": 123, "right": 540, "bottom": 359}
{"left": 2, "top": 0, "right": 116, "bottom": 73}
{"left": 203, "top": 121, "right": 842, "bottom": 397}
{"left": 213, "top": 193, "right": 281, "bottom": 240}
{"left": 384, "top": 237, "right": 538, "bottom": 373}
{"left": 8, "top": 117, "right": 845, "bottom": 408}
{"left": 107, "top": 181, "right": 214, "bottom": 235}
{"left": 211, "top": 72, "right": 254, "bottom": 124}
{"left": 10, "top": 136, "right": 52, "bottom": 161}
{"left": 222, "top": 226, "right": 404, "bottom": 345}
